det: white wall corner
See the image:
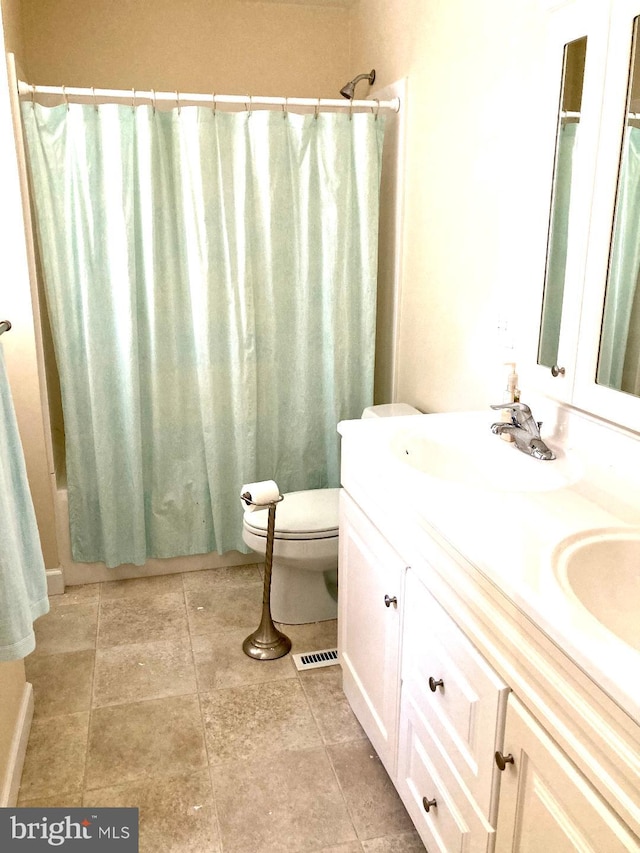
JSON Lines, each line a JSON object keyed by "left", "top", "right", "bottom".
{"left": 0, "top": 682, "right": 33, "bottom": 807}
{"left": 46, "top": 567, "right": 65, "bottom": 596}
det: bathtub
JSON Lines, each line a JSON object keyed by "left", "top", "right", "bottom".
{"left": 53, "top": 486, "right": 256, "bottom": 587}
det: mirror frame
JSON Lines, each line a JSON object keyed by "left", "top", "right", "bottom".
{"left": 573, "top": 0, "right": 640, "bottom": 430}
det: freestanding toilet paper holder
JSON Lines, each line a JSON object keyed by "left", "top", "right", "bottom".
{"left": 241, "top": 493, "right": 292, "bottom": 660}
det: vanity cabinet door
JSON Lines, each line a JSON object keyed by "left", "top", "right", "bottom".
{"left": 495, "top": 695, "right": 640, "bottom": 852}
{"left": 338, "top": 490, "right": 405, "bottom": 777}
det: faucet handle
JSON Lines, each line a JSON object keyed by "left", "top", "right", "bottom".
{"left": 489, "top": 401, "right": 531, "bottom": 414}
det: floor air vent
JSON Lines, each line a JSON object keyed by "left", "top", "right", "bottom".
{"left": 292, "top": 648, "right": 339, "bottom": 671}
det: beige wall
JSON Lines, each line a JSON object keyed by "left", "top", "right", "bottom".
{"left": 351, "top": 0, "right": 551, "bottom": 413}
{"left": 19, "top": 0, "right": 351, "bottom": 96}
{"left": 1, "top": 0, "right": 58, "bottom": 568}
{"left": 0, "top": 0, "right": 23, "bottom": 58}
{"left": 0, "top": 0, "right": 30, "bottom": 809}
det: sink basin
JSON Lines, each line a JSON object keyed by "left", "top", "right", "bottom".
{"left": 391, "top": 417, "right": 580, "bottom": 492}
{"left": 552, "top": 528, "right": 640, "bottom": 650}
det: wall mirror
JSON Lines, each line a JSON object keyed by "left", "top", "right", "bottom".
{"left": 597, "top": 15, "right": 640, "bottom": 397}
{"left": 538, "top": 35, "right": 587, "bottom": 370}
{"left": 531, "top": 1, "right": 640, "bottom": 431}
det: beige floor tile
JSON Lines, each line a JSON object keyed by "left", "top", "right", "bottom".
{"left": 100, "top": 573, "right": 185, "bottom": 601}
{"left": 185, "top": 582, "right": 264, "bottom": 635}
{"left": 17, "top": 793, "right": 84, "bottom": 807}
{"left": 49, "top": 584, "right": 100, "bottom": 608}
{"left": 182, "top": 564, "right": 262, "bottom": 592}
{"left": 361, "top": 832, "right": 426, "bottom": 851}
{"left": 97, "top": 593, "right": 189, "bottom": 648}
{"left": 93, "top": 638, "right": 197, "bottom": 707}
{"left": 85, "top": 695, "right": 207, "bottom": 790}
{"left": 300, "top": 667, "right": 366, "bottom": 745}
{"left": 83, "top": 769, "right": 221, "bottom": 853}
{"left": 281, "top": 619, "right": 338, "bottom": 653}
{"left": 26, "top": 650, "right": 95, "bottom": 719}
{"left": 18, "top": 712, "right": 90, "bottom": 801}
{"left": 32, "top": 603, "right": 98, "bottom": 657}
{"left": 17, "top": 572, "right": 424, "bottom": 848}
{"left": 211, "top": 747, "right": 358, "bottom": 852}
{"left": 191, "top": 630, "right": 296, "bottom": 692}
{"left": 327, "top": 740, "right": 415, "bottom": 840}
{"left": 201, "top": 679, "right": 322, "bottom": 764}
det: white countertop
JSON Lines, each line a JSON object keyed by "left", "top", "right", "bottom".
{"left": 338, "top": 411, "right": 640, "bottom": 725}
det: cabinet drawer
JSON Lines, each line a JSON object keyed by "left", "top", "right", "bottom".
{"left": 398, "top": 688, "right": 494, "bottom": 853}
{"left": 403, "top": 569, "right": 509, "bottom": 818}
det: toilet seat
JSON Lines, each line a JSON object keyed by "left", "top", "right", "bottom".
{"left": 243, "top": 488, "right": 340, "bottom": 540}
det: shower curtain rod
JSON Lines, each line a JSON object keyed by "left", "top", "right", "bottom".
{"left": 17, "top": 81, "right": 400, "bottom": 113}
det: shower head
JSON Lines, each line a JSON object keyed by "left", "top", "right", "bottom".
{"left": 339, "top": 69, "right": 376, "bottom": 100}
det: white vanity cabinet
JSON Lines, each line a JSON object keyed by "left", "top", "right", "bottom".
{"left": 337, "top": 489, "right": 405, "bottom": 776}
{"left": 337, "top": 482, "right": 640, "bottom": 852}
{"left": 496, "top": 695, "right": 640, "bottom": 852}
{"left": 338, "top": 490, "right": 507, "bottom": 851}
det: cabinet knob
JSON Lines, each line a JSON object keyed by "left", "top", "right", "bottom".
{"left": 550, "top": 364, "right": 566, "bottom": 377}
{"left": 428, "top": 677, "right": 444, "bottom": 692}
{"left": 384, "top": 594, "right": 398, "bottom": 608}
{"left": 422, "top": 796, "right": 437, "bottom": 812}
{"left": 495, "top": 751, "right": 515, "bottom": 771}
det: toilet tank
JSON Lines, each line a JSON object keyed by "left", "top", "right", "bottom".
{"left": 361, "top": 403, "right": 421, "bottom": 418}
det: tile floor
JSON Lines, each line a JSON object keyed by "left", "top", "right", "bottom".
{"left": 18, "top": 565, "right": 426, "bottom": 852}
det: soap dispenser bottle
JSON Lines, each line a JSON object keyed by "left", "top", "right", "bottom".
{"left": 508, "top": 363, "right": 520, "bottom": 404}
{"left": 500, "top": 362, "right": 519, "bottom": 442}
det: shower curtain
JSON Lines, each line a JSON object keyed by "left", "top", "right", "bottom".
{"left": 538, "top": 122, "right": 577, "bottom": 368}
{"left": 22, "top": 103, "right": 385, "bottom": 568}
{"left": 598, "top": 125, "right": 640, "bottom": 393}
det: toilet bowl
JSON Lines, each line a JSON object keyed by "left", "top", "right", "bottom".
{"left": 242, "top": 403, "right": 421, "bottom": 624}
{"left": 243, "top": 488, "right": 340, "bottom": 624}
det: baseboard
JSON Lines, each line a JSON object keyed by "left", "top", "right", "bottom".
{"left": 46, "top": 568, "right": 65, "bottom": 597}
{"left": 0, "top": 682, "right": 34, "bottom": 807}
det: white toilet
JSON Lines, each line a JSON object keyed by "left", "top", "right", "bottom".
{"left": 242, "top": 403, "right": 420, "bottom": 624}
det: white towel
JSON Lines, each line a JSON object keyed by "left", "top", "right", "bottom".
{"left": 240, "top": 480, "right": 280, "bottom": 512}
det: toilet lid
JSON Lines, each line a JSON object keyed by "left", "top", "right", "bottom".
{"left": 243, "top": 488, "right": 340, "bottom": 540}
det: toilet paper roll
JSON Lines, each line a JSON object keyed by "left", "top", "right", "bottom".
{"left": 240, "top": 480, "right": 280, "bottom": 512}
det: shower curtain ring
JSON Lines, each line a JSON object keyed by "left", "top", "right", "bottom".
{"left": 92, "top": 86, "right": 98, "bottom": 112}
{"left": 373, "top": 99, "right": 380, "bottom": 120}
{"left": 151, "top": 89, "right": 156, "bottom": 115}
{"left": 282, "top": 97, "right": 287, "bottom": 119}
{"left": 212, "top": 92, "right": 217, "bottom": 116}
{"left": 131, "top": 88, "right": 136, "bottom": 112}
{"left": 176, "top": 91, "right": 181, "bottom": 115}
{"left": 349, "top": 97, "right": 354, "bottom": 121}
{"left": 30, "top": 84, "right": 36, "bottom": 107}
{"left": 246, "top": 94, "right": 252, "bottom": 116}
{"left": 62, "top": 85, "right": 69, "bottom": 111}
{"left": 314, "top": 97, "right": 320, "bottom": 120}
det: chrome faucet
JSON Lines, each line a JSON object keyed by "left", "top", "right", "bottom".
{"left": 489, "top": 402, "right": 556, "bottom": 460}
